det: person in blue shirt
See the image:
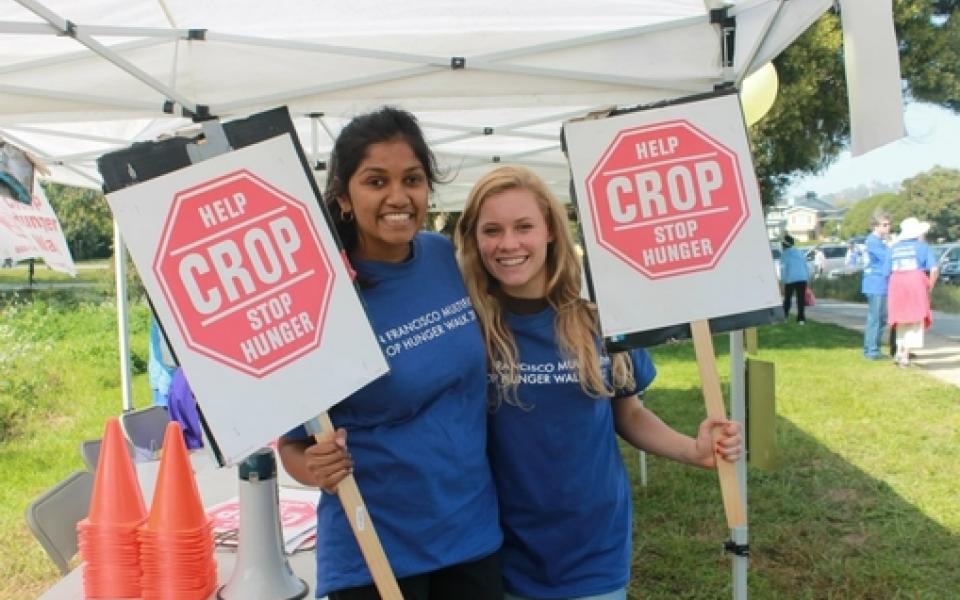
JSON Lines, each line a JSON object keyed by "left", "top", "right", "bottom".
{"left": 278, "top": 107, "right": 502, "bottom": 600}
{"left": 455, "top": 166, "right": 743, "bottom": 600}
{"left": 885, "top": 217, "right": 939, "bottom": 368}
{"left": 779, "top": 234, "right": 810, "bottom": 324}
{"left": 861, "top": 210, "right": 892, "bottom": 359}
{"left": 147, "top": 317, "right": 176, "bottom": 407}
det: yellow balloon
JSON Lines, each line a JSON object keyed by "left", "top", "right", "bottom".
{"left": 740, "top": 62, "right": 778, "bottom": 126}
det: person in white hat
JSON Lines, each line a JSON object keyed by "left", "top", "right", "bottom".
{"left": 885, "top": 217, "right": 939, "bottom": 367}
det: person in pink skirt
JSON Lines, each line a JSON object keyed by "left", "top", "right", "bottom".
{"left": 885, "top": 217, "right": 939, "bottom": 367}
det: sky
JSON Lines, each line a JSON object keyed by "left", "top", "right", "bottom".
{"left": 787, "top": 102, "right": 960, "bottom": 198}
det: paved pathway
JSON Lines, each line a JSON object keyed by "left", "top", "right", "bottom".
{"left": 806, "top": 299, "right": 960, "bottom": 388}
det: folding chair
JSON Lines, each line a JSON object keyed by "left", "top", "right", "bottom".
{"left": 79, "top": 437, "right": 137, "bottom": 472}
{"left": 24, "top": 470, "right": 94, "bottom": 575}
{"left": 79, "top": 438, "right": 102, "bottom": 472}
{"left": 120, "top": 405, "right": 170, "bottom": 461}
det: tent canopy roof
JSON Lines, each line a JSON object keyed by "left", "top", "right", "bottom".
{"left": 0, "top": 0, "right": 831, "bottom": 208}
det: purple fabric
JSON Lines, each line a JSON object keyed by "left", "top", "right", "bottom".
{"left": 167, "top": 368, "right": 204, "bottom": 450}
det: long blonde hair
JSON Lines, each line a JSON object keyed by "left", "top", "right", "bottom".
{"left": 455, "top": 165, "right": 634, "bottom": 406}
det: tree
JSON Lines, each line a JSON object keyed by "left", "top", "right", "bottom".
{"left": 751, "top": 1, "right": 959, "bottom": 205}
{"left": 841, "top": 192, "right": 902, "bottom": 238}
{"left": 897, "top": 0, "right": 960, "bottom": 110}
{"left": 841, "top": 167, "right": 960, "bottom": 239}
{"left": 899, "top": 166, "right": 960, "bottom": 240}
{"left": 41, "top": 182, "right": 113, "bottom": 260}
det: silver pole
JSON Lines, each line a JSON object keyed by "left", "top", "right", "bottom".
{"left": 729, "top": 330, "right": 748, "bottom": 599}
{"left": 731, "top": 525, "right": 749, "bottom": 599}
{"left": 114, "top": 221, "right": 133, "bottom": 411}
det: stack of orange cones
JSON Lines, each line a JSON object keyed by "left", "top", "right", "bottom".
{"left": 77, "top": 417, "right": 148, "bottom": 599}
{"left": 138, "top": 421, "right": 218, "bottom": 600}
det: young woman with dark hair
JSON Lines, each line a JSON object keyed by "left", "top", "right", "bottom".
{"left": 279, "top": 107, "right": 502, "bottom": 600}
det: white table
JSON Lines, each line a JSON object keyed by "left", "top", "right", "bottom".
{"left": 38, "top": 451, "right": 319, "bottom": 600}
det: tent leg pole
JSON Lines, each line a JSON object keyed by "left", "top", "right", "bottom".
{"left": 729, "top": 330, "right": 748, "bottom": 599}
{"left": 729, "top": 330, "right": 747, "bottom": 503}
{"left": 114, "top": 222, "right": 133, "bottom": 412}
{"left": 731, "top": 525, "right": 749, "bottom": 600}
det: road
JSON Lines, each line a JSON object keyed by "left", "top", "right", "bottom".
{"left": 807, "top": 299, "right": 960, "bottom": 388}
{"left": 807, "top": 299, "right": 960, "bottom": 341}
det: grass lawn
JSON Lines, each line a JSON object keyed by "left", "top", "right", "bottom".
{"left": 0, "top": 259, "right": 111, "bottom": 287}
{"left": 2, "top": 298, "right": 958, "bottom": 599}
{"left": 0, "top": 296, "right": 152, "bottom": 600}
{"left": 634, "top": 321, "right": 960, "bottom": 598}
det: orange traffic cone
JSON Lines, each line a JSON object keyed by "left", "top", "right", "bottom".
{"left": 142, "top": 421, "right": 207, "bottom": 532}
{"left": 78, "top": 416, "right": 146, "bottom": 599}
{"left": 139, "top": 421, "right": 218, "bottom": 600}
{"left": 87, "top": 417, "right": 147, "bottom": 525}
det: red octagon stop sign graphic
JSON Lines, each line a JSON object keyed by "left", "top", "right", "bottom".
{"left": 585, "top": 120, "right": 749, "bottom": 279}
{"left": 153, "top": 169, "right": 334, "bottom": 378}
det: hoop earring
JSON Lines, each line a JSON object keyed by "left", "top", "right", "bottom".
{"left": 342, "top": 210, "right": 354, "bottom": 223}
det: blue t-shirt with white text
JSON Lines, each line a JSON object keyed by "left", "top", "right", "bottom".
{"left": 286, "top": 233, "right": 500, "bottom": 596}
{"left": 885, "top": 238, "right": 936, "bottom": 274}
{"left": 488, "top": 306, "right": 656, "bottom": 599}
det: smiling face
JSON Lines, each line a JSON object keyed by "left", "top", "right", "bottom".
{"left": 338, "top": 139, "right": 429, "bottom": 262}
{"left": 476, "top": 188, "right": 553, "bottom": 299}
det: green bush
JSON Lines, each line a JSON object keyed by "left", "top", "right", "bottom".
{"left": 811, "top": 273, "right": 960, "bottom": 313}
{"left": 931, "top": 283, "right": 960, "bottom": 313}
{"left": 810, "top": 273, "right": 862, "bottom": 302}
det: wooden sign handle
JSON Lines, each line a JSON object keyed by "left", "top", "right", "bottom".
{"left": 310, "top": 413, "right": 402, "bottom": 600}
{"left": 690, "top": 320, "right": 747, "bottom": 528}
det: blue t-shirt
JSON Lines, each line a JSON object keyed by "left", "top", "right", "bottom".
{"left": 286, "top": 233, "right": 501, "bottom": 596}
{"left": 779, "top": 247, "right": 809, "bottom": 284}
{"left": 885, "top": 238, "right": 936, "bottom": 274}
{"left": 861, "top": 232, "right": 890, "bottom": 295}
{"left": 488, "top": 306, "right": 656, "bottom": 599}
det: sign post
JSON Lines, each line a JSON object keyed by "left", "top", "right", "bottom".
{"left": 100, "top": 109, "right": 401, "bottom": 598}
{"left": 691, "top": 320, "right": 746, "bottom": 527}
{"left": 565, "top": 91, "right": 782, "bottom": 597}
{"left": 306, "top": 414, "right": 400, "bottom": 597}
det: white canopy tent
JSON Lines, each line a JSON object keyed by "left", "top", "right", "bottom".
{"left": 1, "top": 3, "right": 909, "bottom": 596}
{"left": 0, "top": 0, "right": 833, "bottom": 210}
{"left": 1, "top": 0, "right": 843, "bottom": 417}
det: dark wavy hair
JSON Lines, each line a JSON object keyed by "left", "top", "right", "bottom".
{"left": 325, "top": 106, "right": 441, "bottom": 253}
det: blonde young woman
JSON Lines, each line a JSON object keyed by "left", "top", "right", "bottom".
{"left": 455, "top": 165, "right": 742, "bottom": 600}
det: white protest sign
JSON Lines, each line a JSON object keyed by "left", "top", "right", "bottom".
{"left": 0, "top": 184, "right": 76, "bottom": 276}
{"left": 107, "top": 134, "right": 389, "bottom": 465}
{"left": 565, "top": 93, "right": 780, "bottom": 337}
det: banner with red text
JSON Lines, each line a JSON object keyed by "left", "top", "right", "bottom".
{"left": 0, "top": 183, "right": 76, "bottom": 276}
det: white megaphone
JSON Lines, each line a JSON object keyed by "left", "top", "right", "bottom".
{"left": 218, "top": 448, "right": 309, "bottom": 600}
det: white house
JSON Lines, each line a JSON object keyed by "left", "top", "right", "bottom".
{"left": 766, "top": 192, "right": 846, "bottom": 242}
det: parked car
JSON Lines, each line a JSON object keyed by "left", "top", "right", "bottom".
{"left": 932, "top": 243, "right": 960, "bottom": 266}
{"left": 940, "top": 258, "right": 960, "bottom": 285}
{"left": 936, "top": 244, "right": 960, "bottom": 284}
{"left": 805, "top": 244, "right": 849, "bottom": 279}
